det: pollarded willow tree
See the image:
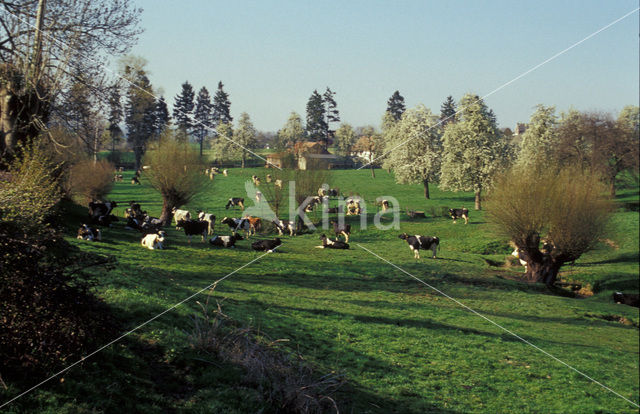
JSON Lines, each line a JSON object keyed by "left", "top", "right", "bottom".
{"left": 487, "top": 164, "right": 611, "bottom": 286}
{"left": 440, "top": 94, "right": 510, "bottom": 210}
{"left": 516, "top": 104, "right": 558, "bottom": 168}
{"left": 382, "top": 105, "right": 441, "bottom": 199}
{"left": 143, "top": 131, "right": 207, "bottom": 225}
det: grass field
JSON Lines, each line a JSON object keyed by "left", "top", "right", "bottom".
{"left": 2, "top": 167, "right": 638, "bottom": 413}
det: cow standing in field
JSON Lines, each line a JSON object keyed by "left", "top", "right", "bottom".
{"left": 331, "top": 221, "right": 351, "bottom": 243}
{"left": 225, "top": 198, "right": 245, "bottom": 210}
{"left": 197, "top": 211, "right": 216, "bottom": 235}
{"left": 399, "top": 233, "right": 439, "bottom": 259}
{"left": 272, "top": 219, "right": 296, "bottom": 237}
{"left": 172, "top": 208, "right": 191, "bottom": 230}
{"left": 177, "top": 219, "right": 209, "bottom": 243}
{"left": 221, "top": 217, "right": 254, "bottom": 238}
{"left": 449, "top": 208, "right": 469, "bottom": 224}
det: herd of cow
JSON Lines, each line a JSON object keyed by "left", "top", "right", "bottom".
{"left": 78, "top": 181, "right": 476, "bottom": 260}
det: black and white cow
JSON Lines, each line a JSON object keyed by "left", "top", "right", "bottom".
{"left": 221, "top": 216, "right": 253, "bottom": 237}
{"left": 316, "top": 234, "right": 349, "bottom": 249}
{"left": 88, "top": 200, "right": 117, "bottom": 222}
{"left": 511, "top": 248, "right": 529, "bottom": 272}
{"left": 331, "top": 221, "right": 351, "bottom": 243}
{"left": 251, "top": 238, "right": 282, "bottom": 252}
{"left": 209, "top": 233, "right": 244, "bottom": 248}
{"left": 613, "top": 292, "right": 639, "bottom": 308}
{"left": 172, "top": 208, "right": 191, "bottom": 230}
{"left": 272, "top": 219, "right": 296, "bottom": 237}
{"left": 324, "top": 206, "right": 344, "bottom": 214}
{"left": 449, "top": 208, "right": 469, "bottom": 224}
{"left": 96, "top": 214, "right": 118, "bottom": 227}
{"left": 77, "top": 224, "right": 101, "bottom": 241}
{"left": 177, "top": 219, "right": 208, "bottom": 243}
{"left": 399, "top": 233, "right": 439, "bottom": 259}
{"left": 197, "top": 211, "right": 216, "bottom": 235}
{"left": 225, "top": 197, "right": 245, "bottom": 210}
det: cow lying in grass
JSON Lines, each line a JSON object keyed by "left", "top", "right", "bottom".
{"left": 77, "top": 224, "right": 101, "bottom": 241}
{"left": 449, "top": 208, "right": 469, "bottom": 224}
{"left": 251, "top": 238, "right": 281, "bottom": 252}
{"left": 209, "top": 234, "right": 243, "bottom": 248}
{"left": 141, "top": 231, "right": 166, "bottom": 250}
{"left": 316, "top": 234, "right": 349, "bottom": 249}
{"left": 177, "top": 219, "right": 208, "bottom": 243}
{"left": 399, "top": 233, "right": 439, "bottom": 259}
{"left": 613, "top": 292, "right": 639, "bottom": 308}
{"left": 272, "top": 219, "right": 296, "bottom": 236}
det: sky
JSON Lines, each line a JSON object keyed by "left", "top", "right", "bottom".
{"left": 127, "top": 0, "right": 639, "bottom": 132}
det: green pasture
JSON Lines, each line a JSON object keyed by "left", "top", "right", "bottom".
{"left": 2, "top": 167, "right": 638, "bottom": 413}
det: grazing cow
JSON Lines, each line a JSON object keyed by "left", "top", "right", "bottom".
{"left": 131, "top": 176, "right": 140, "bottom": 185}
{"left": 613, "top": 292, "right": 639, "bottom": 308}
{"left": 251, "top": 175, "right": 261, "bottom": 186}
{"left": 141, "top": 231, "right": 166, "bottom": 250}
{"left": 209, "top": 233, "right": 243, "bottom": 248}
{"left": 328, "top": 188, "right": 339, "bottom": 197}
{"left": 129, "top": 201, "right": 145, "bottom": 218}
{"left": 399, "top": 233, "right": 439, "bottom": 259}
{"left": 172, "top": 208, "right": 191, "bottom": 229}
{"left": 304, "top": 196, "right": 322, "bottom": 213}
{"left": 114, "top": 174, "right": 123, "bottom": 182}
{"left": 316, "top": 234, "right": 349, "bottom": 249}
{"left": 255, "top": 190, "right": 263, "bottom": 203}
{"left": 274, "top": 179, "right": 283, "bottom": 189}
{"left": 221, "top": 216, "right": 253, "bottom": 237}
{"left": 251, "top": 238, "right": 281, "bottom": 252}
{"left": 177, "top": 219, "right": 208, "bottom": 243}
{"left": 449, "top": 208, "right": 469, "bottom": 224}
{"left": 77, "top": 224, "right": 101, "bottom": 241}
{"left": 266, "top": 174, "right": 272, "bottom": 183}
{"left": 381, "top": 199, "right": 390, "bottom": 212}
{"left": 511, "top": 248, "right": 529, "bottom": 273}
{"left": 225, "top": 197, "right": 245, "bottom": 210}
{"left": 209, "top": 170, "right": 215, "bottom": 180}
{"left": 331, "top": 221, "right": 351, "bottom": 243}
{"left": 272, "top": 219, "right": 296, "bottom": 236}
{"left": 318, "top": 187, "right": 328, "bottom": 197}
{"left": 197, "top": 211, "right": 216, "bottom": 235}
{"left": 223, "top": 169, "right": 228, "bottom": 176}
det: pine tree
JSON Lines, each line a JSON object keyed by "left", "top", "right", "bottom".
{"left": 173, "top": 81, "right": 195, "bottom": 133}
{"left": 212, "top": 81, "right": 233, "bottom": 125}
{"left": 440, "top": 94, "right": 509, "bottom": 210}
{"left": 383, "top": 105, "right": 442, "bottom": 198}
{"left": 125, "top": 68, "right": 156, "bottom": 170}
{"left": 323, "top": 87, "right": 340, "bottom": 148}
{"left": 193, "top": 87, "right": 213, "bottom": 156}
{"left": 386, "top": 91, "right": 406, "bottom": 121}
{"left": 306, "top": 90, "right": 326, "bottom": 143}
{"left": 235, "top": 112, "right": 257, "bottom": 168}
{"left": 154, "top": 96, "right": 170, "bottom": 137}
{"left": 107, "top": 84, "right": 123, "bottom": 153}
{"left": 440, "top": 95, "right": 457, "bottom": 126}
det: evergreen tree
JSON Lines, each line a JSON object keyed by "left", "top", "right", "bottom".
{"left": 193, "top": 87, "right": 213, "bottom": 156}
{"left": 440, "top": 95, "right": 457, "bottom": 126}
{"left": 306, "top": 90, "right": 326, "bottom": 143}
{"left": 440, "top": 94, "right": 509, "bottom": 210}
{"left": 323, "top": 87, "right": 340, "bottom": 147}
{"left": 173, "top": 81, "right": 195, "bottom": 133}
{"left": 107, "top": 84, "right": 123, "bottom": 153}
{"left": 382, "top": 105, "right": 442, "bottom": 198}
{"left": 235, "top": 112, "right": 257, "bottom": 168}
{"left": 124, "top": 68, "right": 156, "bottom": 170}
{"left": 154, "top": 96, "right": 170, "bottom": 137}
{"left": 386, "top": 90, "right": 406, "bottom": 121}
{"left": 212, "top": 81, "right": 233, "bottom": 125}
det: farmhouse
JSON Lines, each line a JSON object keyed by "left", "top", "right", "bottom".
{"left": 294, "top": 141, "right": 337, "bottom": 170}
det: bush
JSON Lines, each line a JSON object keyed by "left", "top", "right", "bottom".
{"left": 69, "top": 159, "right": 115, "bottom": 202}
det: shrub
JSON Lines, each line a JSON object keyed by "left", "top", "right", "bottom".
{"left": 69, "top": 159, "right": 115, "bottom": 202}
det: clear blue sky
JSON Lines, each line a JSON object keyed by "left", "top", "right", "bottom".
{"left": 127, "top": 0, "right": 639, "bottom": 132}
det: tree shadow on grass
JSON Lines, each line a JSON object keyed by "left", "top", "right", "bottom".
{"left": 578, "top": 252, "right": 639, "bottom": 266}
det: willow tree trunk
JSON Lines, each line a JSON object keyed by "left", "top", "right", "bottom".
{"left": 474, "top": 190, "right": 481, "bottom": 210}
{"left": 423, "top": 179, "right": 430, "bottom": 199}
{"left": 525, "top": 256, "right": 563, "bottom": 287}
{"left": 159, "top": 198, "right": 178, "bottom": 226}
{"left": 0, "top": 86, "right": 17, "bottom": 158}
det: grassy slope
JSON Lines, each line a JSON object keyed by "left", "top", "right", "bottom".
{"left": 2, "top": 168, "right": 638, "bottom": 413}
